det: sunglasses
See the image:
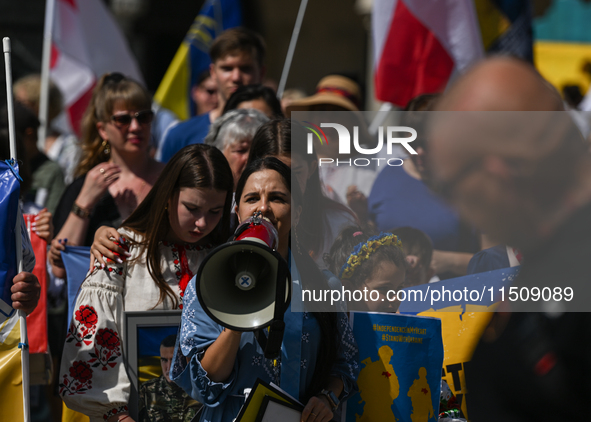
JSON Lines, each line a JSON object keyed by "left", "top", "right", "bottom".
{"left": 110, "top": 110, "right": 154, "bottom": 127}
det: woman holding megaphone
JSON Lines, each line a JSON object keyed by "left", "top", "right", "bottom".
{"left": 59, "top": 144, "right": 234, "bottom": 422}
{"left": 170, "top": 157, "right": 359, "bottom": 422}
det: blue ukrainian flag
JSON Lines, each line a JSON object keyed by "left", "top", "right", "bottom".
{"left": 0, "top": 160, "right": 24, "bottom": 419}
{"left": 154, "top": 0, "right": 242, "bottom": 121}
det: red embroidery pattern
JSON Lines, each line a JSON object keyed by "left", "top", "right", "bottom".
{"left": 59, "top": 360, "right": 93, "bottom": 395}
{"left": 103, "top": 405, "right": 129, "bottom": 420}
{"left": 106, "top": 266, "right": 124, "bottom": 276}
{"left": 66, "top": 305, "right": 98, "bottom": 346}
{"left": 89, "top": 328, "right": 122, "bottom": 370}
{"left": 166, "top": 242, "right": 210, "bottom": 309}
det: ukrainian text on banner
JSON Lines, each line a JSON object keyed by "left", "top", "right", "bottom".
{"left": 346, "top": 312, "right": 443, "bottom": 422}
{"left": 154, "top": 0, "right": 242, "bottom": 120}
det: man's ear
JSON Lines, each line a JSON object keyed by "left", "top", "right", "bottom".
{"left": 411, "top": 146, "right": 427, "bottom": 172}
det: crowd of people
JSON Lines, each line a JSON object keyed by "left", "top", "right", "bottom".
{"left": 2, "top": 23, "right": 589, "bottom": 422}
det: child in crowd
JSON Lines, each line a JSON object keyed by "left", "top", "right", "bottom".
{"left": 59, "top": 144, "right": 234, "bottom": 422}
{"left": 390, "top": 226, "right": 435, "bottom": 287}
{"left": 325, "top": 226, "right": 407, "bottom": 312}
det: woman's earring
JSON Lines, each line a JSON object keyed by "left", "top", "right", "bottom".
{"left": 101, "top": 139, "right": 111, "bottom": 155}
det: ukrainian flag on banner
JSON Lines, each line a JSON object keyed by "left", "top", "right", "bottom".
{"left": 154, "top": 0, "right": 242, "bottom": 121}
{"left": 474, "top": 0, "right": 533, "bottom": 61}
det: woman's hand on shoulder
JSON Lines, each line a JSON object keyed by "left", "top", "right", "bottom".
{"left": 77, "top": 163, "right": 121, "bottom": 210}
{"left": 90, "top": 226, "right": 130, "bottom": 270}
{"left": 301, "top": 395, "right": 333, "bottom": 422}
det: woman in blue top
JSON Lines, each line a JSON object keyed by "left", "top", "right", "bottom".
{"left": 171, "top": 157, "right": 359, "bottom": 422}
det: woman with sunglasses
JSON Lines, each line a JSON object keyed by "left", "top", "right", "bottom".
{"left": 49, "top": 73, "right": 163, "bottom": 280}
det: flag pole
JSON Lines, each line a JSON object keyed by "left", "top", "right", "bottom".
{"left": 3, "top": 36, "right": 31, "bottom": 422}
{"left": 276, "top": 0, "right": 309, "bottom": 100}
{"left": 38, "top": 0, "right": 56, "bottom": 151}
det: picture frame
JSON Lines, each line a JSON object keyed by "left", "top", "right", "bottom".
{"left": 125, "top": 310, "right": 182, "bottom": 420}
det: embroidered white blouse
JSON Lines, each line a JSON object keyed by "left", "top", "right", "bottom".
{"left": 59, "top": 228, "right": 211, "bottom": 422}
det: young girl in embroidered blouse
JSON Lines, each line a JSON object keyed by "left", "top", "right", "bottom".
{"left": 59, "top": 144, "right": 234, "bottom": 422}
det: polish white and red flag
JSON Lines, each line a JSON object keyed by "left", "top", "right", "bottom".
{"left": 49, "top": 0, "right": 143, "bottom": 136}
{"left": 372, "top": 0, "right": 484, "bottom": 108}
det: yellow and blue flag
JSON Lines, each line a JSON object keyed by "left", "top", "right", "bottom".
{"left": 154, "top": 0, "right": 242, "bottom": 121}
{"left": 0, "top": 160, "right": 24, "bottom": 418}
{"left": 474, "top": 0, "right": 533, "bottom": 61}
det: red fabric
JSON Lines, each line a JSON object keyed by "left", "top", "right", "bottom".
{"left": 177, "top": 246, "right": 193, "bottom": 308}
{"left": 50, "top": 44, "right": 59, "bottom": 68}
{"left": 62, "top": 0, "right": 77, "bottom": 9}
{"left": 67, "top": 83, "right": 95, "bottom": 137}
{"left": 374, "top": 0, "right": 454, "bottom": 107}
{"left": 24, "top": 214, "right": 48, "bottom": 354}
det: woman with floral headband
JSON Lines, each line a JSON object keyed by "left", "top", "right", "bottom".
{"left": 325, "top": 226, "right": 408, "bottom": 312}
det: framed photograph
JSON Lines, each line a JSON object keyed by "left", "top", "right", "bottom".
{"left": 125, "top": 310, "right": 182, "bottom": 420}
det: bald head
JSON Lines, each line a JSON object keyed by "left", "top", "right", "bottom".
{"left": 427, "top": 57, "right": 590, "bottom": 250}
{"left": 439, "top": 56, "right": 564, "bottom": 112}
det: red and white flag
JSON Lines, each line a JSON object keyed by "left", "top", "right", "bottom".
{"left": 372, "top": 0, "right": 484, "bottom": 108}
{"left": 48, "top": 0, "right": 143, "bottom": 136}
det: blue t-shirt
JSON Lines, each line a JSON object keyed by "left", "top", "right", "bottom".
{"left": 158, "top": 112, "right": 211, "bottom": 162}
{"left": 466, "top": 245, "right": 511, "bottom": 275}
{"left": 368, "top": 165, "right": 478, "bottom": 252}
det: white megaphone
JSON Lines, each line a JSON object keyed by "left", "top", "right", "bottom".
{"left": 196, "top": 211, "right": 291, "bottom": 358}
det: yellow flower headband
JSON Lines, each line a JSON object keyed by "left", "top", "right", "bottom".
{"left": 338, "top": 233, "right": 403, "bottom": 279}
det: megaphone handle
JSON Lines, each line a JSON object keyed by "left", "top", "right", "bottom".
{"left": 255, "top": 320, "right": 286, "bottom": 360}
{"left": 273, "top": 258, "right": 290, "bottom": 318}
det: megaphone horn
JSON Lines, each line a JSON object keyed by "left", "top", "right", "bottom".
{"left": 196, "top": 212, "right": 291, "bottom": 338}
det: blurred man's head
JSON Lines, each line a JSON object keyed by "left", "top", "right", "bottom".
{"left": 429, "top": 57, "right": 588, "bottom": 251}
{"left": 160, "top": 334, "right": 176, "bottom": 383}
{"left": 209, "top": 28, "right": 266, "bottom": 103}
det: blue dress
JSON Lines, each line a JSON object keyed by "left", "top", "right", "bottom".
{"left": 171, "top": 259, "right": 359, "bottom": 422}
